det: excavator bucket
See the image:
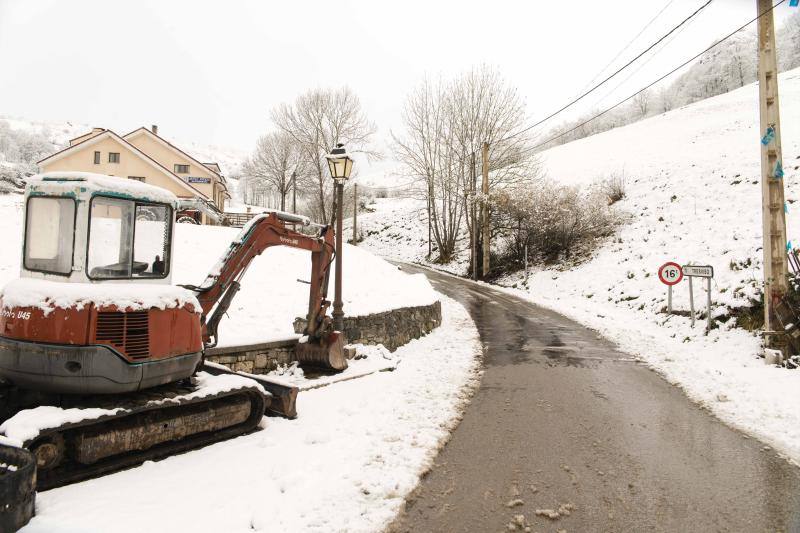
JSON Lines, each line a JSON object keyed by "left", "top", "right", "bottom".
{"left": 295, "top": 332, "right": 347, "bottom": 371}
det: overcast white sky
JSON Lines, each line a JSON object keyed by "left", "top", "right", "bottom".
{"left": 0, "top": 0, "right": 796, "bottom": 178}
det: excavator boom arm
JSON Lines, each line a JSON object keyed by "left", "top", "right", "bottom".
{"left": 192, "top": 211, "right": 335, "bottom": 347}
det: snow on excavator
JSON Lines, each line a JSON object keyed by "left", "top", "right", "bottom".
{"left": 0, "top": 172, "right": 346, "bottom": 521}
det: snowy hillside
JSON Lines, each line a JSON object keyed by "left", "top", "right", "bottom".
{"left": 360, "top": 67, "right": 800, "bottom": 463}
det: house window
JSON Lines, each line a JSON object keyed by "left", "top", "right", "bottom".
{"left": 93, "top": 151, "right": 101, "bottom": 165}
{"left": 128, "top": 176, "right": 145, "bottom": 182}
{"left": 175, "top": 164, "right": 189, "bottom": 174}
{"left": 108, "top": 152, "right": 120, "bottom": 163}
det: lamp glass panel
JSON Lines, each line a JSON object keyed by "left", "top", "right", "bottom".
{"left": 329, "top": 157, "right": 347, "bottom": 179}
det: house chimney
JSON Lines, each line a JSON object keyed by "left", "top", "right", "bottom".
{"left": 151, "top": 124, "right": 158, "bottom": 135}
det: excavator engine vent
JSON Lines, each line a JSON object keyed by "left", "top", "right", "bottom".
{"left": 95, "top": 311, "right": 150, "bottom": 360}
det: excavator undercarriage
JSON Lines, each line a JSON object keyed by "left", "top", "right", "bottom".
{"left": 0, "top": 360, "right": 301, "bottom": 491}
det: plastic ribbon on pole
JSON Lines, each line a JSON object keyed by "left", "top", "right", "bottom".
{"left": 761, "top": 126, "right": 776, "bottom": 145}
{"left": 775, "top": 160, "right": 785, "bottom": 179}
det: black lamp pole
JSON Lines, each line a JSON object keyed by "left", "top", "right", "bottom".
{"left": 326, "top": 143, "right": 352, "bottom": 333}
{"left": 332, "top": 180, "right": 345, "bottom": 331}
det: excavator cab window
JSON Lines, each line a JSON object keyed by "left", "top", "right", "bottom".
{"left": 87, "top": 196, "right": 171, "bottom": 279}
{"left": 23, "top": 196, "right": 76, "bottom": 275}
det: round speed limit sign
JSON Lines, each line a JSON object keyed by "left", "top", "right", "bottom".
{"left": 658, "top": 262, "right": 683, "bottom": 286}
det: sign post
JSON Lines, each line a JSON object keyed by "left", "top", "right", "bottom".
{"left": 524, "top": 246, "right": 529, "bottom": 282}
{"left": 682, "top": 265, "right": 714, "bottom": 333}
{"left": 658, "top": 262, "right": 683, "bottom": 314}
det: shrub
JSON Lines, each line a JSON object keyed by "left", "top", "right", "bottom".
{"left": 492, "top": 180, "right": 623, "bottom": 271}
{"left": 601, "top": 174, "right": 626, "bottom": 205}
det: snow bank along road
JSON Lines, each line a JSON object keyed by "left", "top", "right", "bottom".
{"left": 388, "top": 264, "right": 800, "bottom": 533}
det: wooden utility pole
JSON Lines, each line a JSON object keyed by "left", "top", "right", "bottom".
{"left": 471, "top": 151, "right": 478, "bottom": 280}
{"left": 481, "top": 142, "right": 490, "bottom": 278}
{"left": 757, "top": 0, "right": 789, "bottom": 349}
{"left": 353, "top": 184, "right": 358, "bottom": 245}
{"left": 292, "top": 171, "right": 297, "bottom": 214}
{"left": 427, "top": 198, "right": 432, "bottom": 257}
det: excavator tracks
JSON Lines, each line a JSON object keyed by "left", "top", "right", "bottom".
{"left": 5, "top": 382, "right": 267, "bottom": 491}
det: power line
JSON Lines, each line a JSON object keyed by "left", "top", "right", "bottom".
{"left": 590, "top": 5, "right": 701, "bottom": 110}
{"left": 572, "top": 0, "right": 677, "bottom": 99}
{"left": 513, "top": 0, "right": 787, "bottom": 158}
{"left": 496, "top": 0, "right": 715, "bottom": 145}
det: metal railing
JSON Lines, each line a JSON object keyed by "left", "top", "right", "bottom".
{"left": 224, "top": 212, "right": 258, "bottom": 228}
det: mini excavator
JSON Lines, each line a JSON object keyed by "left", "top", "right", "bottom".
{"left": 0, "top": 172, "right": 345, "bottom": 505}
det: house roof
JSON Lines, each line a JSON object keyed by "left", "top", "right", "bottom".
{"left": 37, "top": 130, "right": 208, "bottom": 200}
{"left": 67, "top": 127, "right": 106, "bottom": 146}
{"left": 123, "top": 127, "right": 224, "bottom": 182}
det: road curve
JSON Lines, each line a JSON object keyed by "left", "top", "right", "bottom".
{"left": 388, "top": 263, "right": 800, "bottom": 533}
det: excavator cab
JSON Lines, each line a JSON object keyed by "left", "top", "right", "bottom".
{"left": 0, "top": 173, "right": 203, "bottom": 394}
{"left": 22, "top": 173, "right": 175, "bottom": 284}
{"left": 0, "top": 171, "right": 344, "bottom": 397}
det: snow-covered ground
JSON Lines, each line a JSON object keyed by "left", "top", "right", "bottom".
{"left": 359, "top": 68, "right": 800, "bottom": 463}
{"left": 177, "top": 223, "right": 439, "bottom": 347}
{"left": 21, "top": 297, "right": 480, "bottom": 533}
{"left": 353, "top": 196, "right": 470, "bottom": 275}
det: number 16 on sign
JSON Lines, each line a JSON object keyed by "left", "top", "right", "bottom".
{"left": 658, "top": 262, "right": 683, "bottom": 313}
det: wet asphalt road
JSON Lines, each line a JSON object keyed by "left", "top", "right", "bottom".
{"left": 388, "top": 264, "right": 800, "bottom": 533}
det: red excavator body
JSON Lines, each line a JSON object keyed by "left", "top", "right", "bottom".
{"left": 0, "top": 172, "right": 345, "bottom": 493}
{"left": 0, "top": 172, "right": 343, "bottom": 395}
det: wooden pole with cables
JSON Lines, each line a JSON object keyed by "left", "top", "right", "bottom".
{"left": 757, "top": 0, "right": 789, "bottom": 352}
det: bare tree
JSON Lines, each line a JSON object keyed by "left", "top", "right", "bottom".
{"left": 393, "top": 66, "right": 540, "bottom": 267}
{"left": 272, "top": 87, "right": 378, "bottom": 222}
{"left": 633, "top": 89, "right": 650, "bottom": 117}
{"left": 241, "top": 131, "right": 304, "bottom": 212}
{"left": 658, "top": 87, "right": 675, "bottom": 113}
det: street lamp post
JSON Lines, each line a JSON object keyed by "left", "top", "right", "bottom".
{"left": 326, "top": 143, "right": 354, "bottom": 332}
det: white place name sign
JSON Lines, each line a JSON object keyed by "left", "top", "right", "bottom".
{"left": 682, "top": 265, "right": 713, "bottom": 278}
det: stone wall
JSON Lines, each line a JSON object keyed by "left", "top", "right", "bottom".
{"left": 207, "top": 300, "right": 442, "bottom": 372}
{"left": 294, "top": 301, "right": 442, "bottom": 352}
{"left": 205, "top": 339, "right": 296, "bottom": 375}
